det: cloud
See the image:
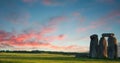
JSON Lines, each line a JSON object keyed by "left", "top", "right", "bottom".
{"left": 0, "top": 30, "right": 12, "bottom": 41}
{"left": 0, "top": 29, "right": 66, "bottom": 47}
{"left": 77, "top": 10, "right": 120, "bottom": 33}
{"left": 72, "top": 11, "right": 85, "bottom": 23}
{"left": 0, "top": 28, "right": 82, "bottom": 52}
{"left": 79, "top": 36, "right": 89, "bottom": 41}
{"left": 23, "top": 0, "right": 37, "bottom": 3}
{"left": 94, "top": 10, "right": 120, "bottom": 26}
{"left": 22, "top": 0, "right": 62, "bottom": 6}
{"left": 77, "top": 20, "right": 106, "bottom": 33}
{"left": 22, "top": 0, "right": 78, "bottom": 6}
{"left": 0, "top": 30, "right": 89, "bottom": 52}
{"left": 0, "top": 43, "right": 14, "bottom": 49}
{"left": 73, "top": 12, "right": 80, "bottom": 16}
{"left": 46, "top": 34, "right": 67, "bottom": 41}
{"left": 77, "top": 24, "right": 98, "bottom": 33}
{"left": 42, "top": 0, "right": 67, "bottom": 6}
{"left": 50, "top": 45, "right": 89, "bottom": 52}
{"left": 40, "top": 27, "right": 56, "bottom": 35}
{"left": 49, "top": 16, "right": 67, "bottom": 26}
{"left": 58, "top": 34, "right": 66, "bottom": 40}
{"left": 42, "top": 0, "right": 59, "bottom": 6}
{"left": 0, "top": 14, "right": 68, "bottom": 48}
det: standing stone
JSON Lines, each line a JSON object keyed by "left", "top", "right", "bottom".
{"left": 118, "top": 43, "right": 120, "bottom": 57}
{"left": 108, "top": 35, "right": 117, "bottom": 59}
{"left": 113, "top": 37, "right": 118, "bottom": 59}
{"left": 89, "top": 34, "right": 98, "bottom": 58}
{"left": 99, "top": 36, "right": 107, "bottom": 58}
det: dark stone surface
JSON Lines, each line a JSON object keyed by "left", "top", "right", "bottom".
{"left": 99, "top": 37, "right": 107, "bottom": 58}
{"left": 118, "top": 43, "right": 120, "bottom": 57}
{"left": 89, "top": 33, "right": 118, "bottom": 59}
{"left": 108, "top": 36, "right": 118, "bottom": 59}
{"left": 102, "top": 33, "right": 114, "bottom": 37}
{"left": 89, "top": 34, "right": 98, "bottom": 58}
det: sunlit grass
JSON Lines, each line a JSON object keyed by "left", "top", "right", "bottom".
{"left": 0, "top": 53, "right": 120, "bottom": 63}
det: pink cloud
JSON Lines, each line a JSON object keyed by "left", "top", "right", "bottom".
{"left": 22, "top": 0, "right": 38, "bottom": 3}
{"left": 22, "top": 0, "right": 64, "bottom": 6}
{"left": 101, "top": 10, "right": 120, "bottom": 21}
{"left": 95, "top": 10, "right": 120, "bottom": 25}
{"left": 40, "top": 16, "right": 68, "bottom": 33}
{"left": 42, "top": 0, "right": 78, "bottom": 6}
{"left": 50, "top": 45, "right": 89, "bottom": 52}
{"left": 73, "top": 12, "right": 80, "bottom": 16}
{"left": 77, "top": 24, "right": 98, "bottom": 33}
{"left": 10, "top": 41, "right": 49, "bottom": 47}
{"left": 77, "top": 10, "right": 120, "bottom": 33}
{"left": 0, "top": 29, "right": 66, "bottom": 47}
{"left": 0, "top": 30, "right": 12, "bottom": 41}
{"left": 90, "top": 21, "right": 106, "bottom": 28}
{"left": 1, "top": 15, "right": 68, "bottom": 47}
{"left": 40, "top": 27, "right": 56, "bottom": 35}
{"left": 53, "top": 34, "right": 66, "bottom": 40}
{"left": 72, "top": 11, "right": 85, "bottom": 23}
{"left": 58, "top": 34, "right": 66, "bottom": 40}
{"left": 44, "top": 34, "right": 67, "bottom": 42}
{"left": 0, "top": 43, "right": 13, "bottom": 49}
{"left": 77, "top": 28, "right": 87, "bottom": 33}
{"left": 42, "top": 0, "right": 54, "bottom": 5}
{"left": 80, "top": 36, "right": 89, "bottom": 41}
{"left": 77, "top": 17, "right": 109, "bottom": 32}
{"left": 0, "top": 30, "right": 89, "bottom": 52}
{"left": 49, "top": 16, "right": 67, "bottom": 25}
{"left": 22, "top": 0, "right": 78, "bottom": 6}
{"left": 42, "top": 0, "right": 65, "bottom": 6}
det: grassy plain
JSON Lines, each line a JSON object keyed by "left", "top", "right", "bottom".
{"left": 0, "top": 53, "right": 120, "bottom": 63}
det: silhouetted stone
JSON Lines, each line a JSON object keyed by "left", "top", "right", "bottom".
{"left": 89, "top": 34, "right": 98, "bottom": 58}
{"left": 108, "top": 35, "right": 118, "bottom": 59}
{"left": 118, "top": 43, "right": 120, "bottom": 57}
{"left": 99, "top": 36, "right": 107, "bottom": 58}
{"left": 102, "top": 33, "right": 114, "bottom": 37}
{"left": 114, "top": 37, "right": 118, "bottom": 59}
{"left": 89, "top": 33, "right": 118, "bottom": 59}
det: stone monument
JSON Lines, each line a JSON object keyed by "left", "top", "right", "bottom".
{"left": 99, "top": 36, "right": 107, "bottom": 58}
{"left": 89, "top": 33, "right": 118, "bottom": 59}
{"left": 107, "top": 34, "right": 118, "bottom": 59}
{"left": 89, "top": 34, "right": 98, "bottom": 58}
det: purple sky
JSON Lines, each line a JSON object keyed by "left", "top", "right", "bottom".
{"left": 0, "top": 0, "right": 120, "bottom": 52}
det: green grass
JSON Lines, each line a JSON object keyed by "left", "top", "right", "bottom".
{"left": 0, "top": 53, "right": 120, "bottom": 63}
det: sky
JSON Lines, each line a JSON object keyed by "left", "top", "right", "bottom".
{"left": 0, "top": 0, "right": 120, "bottom": 52}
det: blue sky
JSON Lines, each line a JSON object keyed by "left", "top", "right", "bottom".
{"left": 0, "top": 0, "right": 120, "bottom": 52}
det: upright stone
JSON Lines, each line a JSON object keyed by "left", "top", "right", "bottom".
{"left": 113, "top": 36, "right": 118, "bottom": 59}
{"left": 118, "top": 43, "right": 120, "bottom": 57}
{"left": 99, "top": 36, "right": 107, "bottom": 58}
{"left": 108, "top": 34, "right": 116, "bottom": 59}
{"left": 89, "top": 34, "right": 98, "bottom": 58}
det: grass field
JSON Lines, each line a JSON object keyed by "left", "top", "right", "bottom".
{"left": 0, "top": 53, "right": 120, "bottom": 63}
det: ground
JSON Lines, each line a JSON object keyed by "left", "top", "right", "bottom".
{"left": 0, "top": 53, "right": 120, "bottom": 63}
